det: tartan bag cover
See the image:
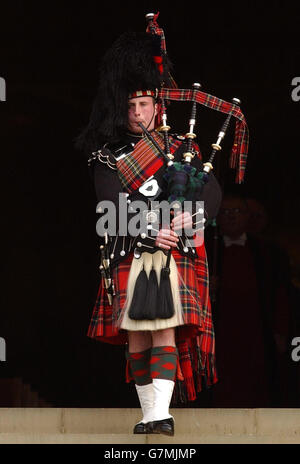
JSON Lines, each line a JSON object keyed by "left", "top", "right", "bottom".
{"left": 87, "top": 133, "right": 218, "bottom": 401}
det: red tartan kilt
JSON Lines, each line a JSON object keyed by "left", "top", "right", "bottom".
{"left": 87, "top": 244, "right": 210, "bottom": 345}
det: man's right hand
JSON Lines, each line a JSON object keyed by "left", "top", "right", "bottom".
{"left": 155, "top": 228, "right": 179, "bottom": 250}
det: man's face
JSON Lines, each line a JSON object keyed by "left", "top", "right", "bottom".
{"left": 218, "top": 196, "right": 250, "bottom": 238}
{"left": 127, "top": 96, "right": 157, "bottom": 134}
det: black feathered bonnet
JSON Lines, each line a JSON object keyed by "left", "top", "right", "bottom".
{"left": 76, "top": 14, "right": 175, "bottom": 155}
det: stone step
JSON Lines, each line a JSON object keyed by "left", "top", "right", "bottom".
{"left": 0, "top": 408, "right": 299, "bottom": 444}
{"left": 1, "top": 433, "right": 300, "bottom": 444}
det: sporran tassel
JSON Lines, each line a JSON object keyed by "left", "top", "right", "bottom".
{"left": 156, "top": 251, "right": 175, "bottom": 319}
{"left": 143, "top": 267, "right": 159, "bottom": 319}
{"left": 128, "top": 252, "right": 160, "bottom": 320}
{"left": 128, "top": 265, "right": 149, "bottom": 320}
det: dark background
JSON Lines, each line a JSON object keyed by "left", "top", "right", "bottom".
{"left": 0, "top": 1, "right": 299, "bottom": 406}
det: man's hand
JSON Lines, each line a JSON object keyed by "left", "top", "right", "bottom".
{"left": 155, "top": 212, "right": 194, "bottom": 250}
{"left": 171, "top": 211, "right": 193, "bottom": 231}
{"left": 155, "top": 228, "right": 179, "bottom": 250}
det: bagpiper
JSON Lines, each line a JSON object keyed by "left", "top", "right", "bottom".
{"left": 76, "top": 12, "right": 248, "bottom": 436}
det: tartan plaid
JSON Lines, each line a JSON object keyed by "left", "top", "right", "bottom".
{"left": 116, "top": 131, "right": 182, "bottom": 193}
{"left": 159, "top": 88, "right": 249, "bottom": 183}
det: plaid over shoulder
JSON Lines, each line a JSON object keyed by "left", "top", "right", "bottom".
{"left": 116, "top": 131, "right": 183, "bottom": 193}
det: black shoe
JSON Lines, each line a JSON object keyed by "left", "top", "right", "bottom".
{"left": 133, "top": 421, "right": 156, "bottom": 434}
{"left": 133, "top": 422, "right": 148, "bottom": 434}
{"left": 151, "top": 417, "right": 174, "bottom": 436}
